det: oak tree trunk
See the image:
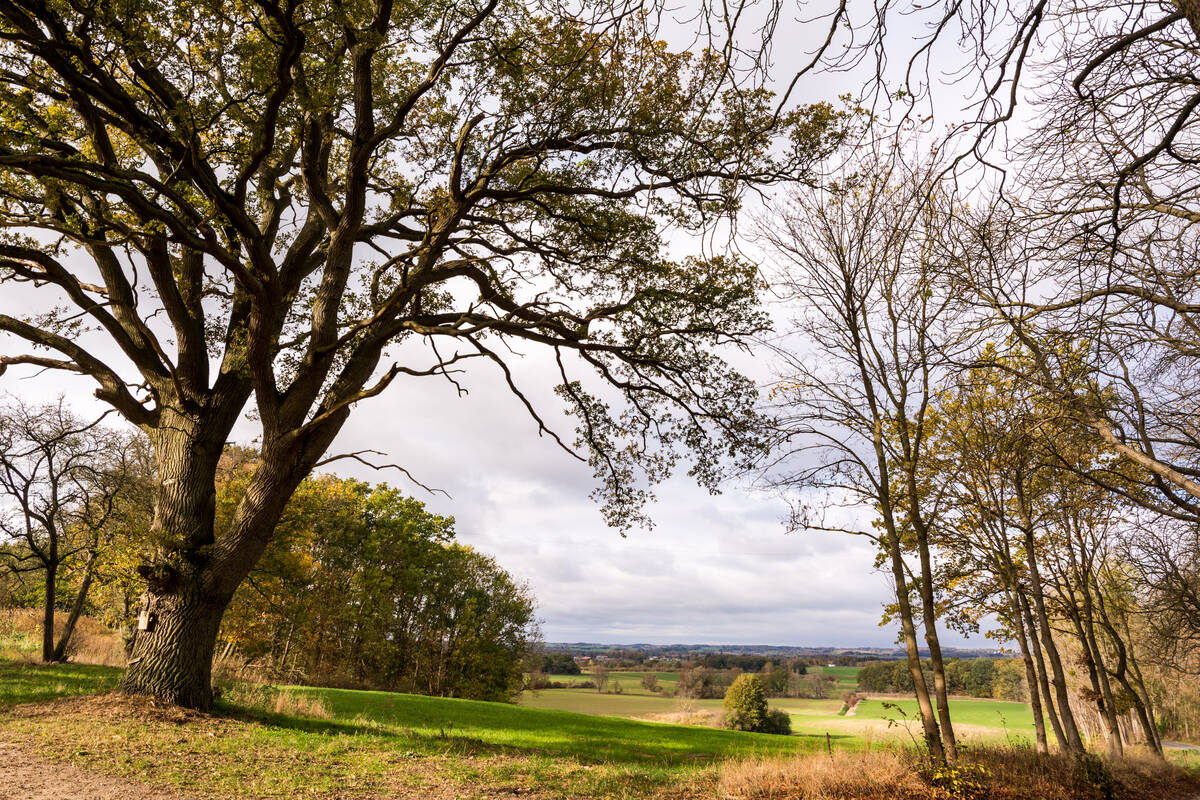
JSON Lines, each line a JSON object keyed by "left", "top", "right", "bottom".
{"left": 120, "top": 582, "right": 229, "bottom": 708}
{"left": 116, "top": 406, "right": 327, "bottom": 710}
{"left": 118, "top": 411, "right": 231, "bottom": 709}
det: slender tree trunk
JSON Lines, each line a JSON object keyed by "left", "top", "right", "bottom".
{"left": 1025, "top": 555, "right": 1085, "bottom": 753}
{"left": 1014, "top": 487, "right": 1085, "bottom": 754}
{"left": 1061, "top": 519, "right": 1123, "bottom": 754}
{"left": 51, "top": 550, "right": 98, "bottom": 662}
{"left": 1069, "top": 608, "right": 1122, "bottom": 755}
{"left": 914, "top": 531, "right": 957, "bottom": 760}
{"left": 1004, "top": 580, "right": 1048, "bottom": 753}
{"left": 1021, "top": 590, "right": 1068, "bottom": 751}
{"left": 885, "top": 530, "right": 945, "bottom": 760}
{"left": 1080, "top": 595, "right": 1123, "bottom": 755}
{"left": 1095, "top": 598, "right": 1163, "bottom": 757}
{"left": 1120, "top": 614, "right": 1163, "bottom": 754}
{"left": 41, "top": 552, "right": 56, "bottom": 663}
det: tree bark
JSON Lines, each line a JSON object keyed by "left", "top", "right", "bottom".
{"left": 121, "top": 582, "right": 228, "bottom": 708}
{"left": 41, "top": 553, "right": 55, "bottom": 663}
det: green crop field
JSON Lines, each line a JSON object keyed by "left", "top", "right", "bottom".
{"left": 521, "top": 688, "right": 690, "bottom": 715}
{"left": 815, "top": 665, "right": 862, "bottom": 690}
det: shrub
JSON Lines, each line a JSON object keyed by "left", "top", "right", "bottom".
{"left": 921, "top": 758, "right": 992, "bottom": 799}
{"left": 1074, "top": 753, "right": 1118, "bottom": 800}
{"left": 723, "top": 674, "right": 768, "bottom": 732}
{"left": 761, "top": 707, "right": 792, "bottom": 735}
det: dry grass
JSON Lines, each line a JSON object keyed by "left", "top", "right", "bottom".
{"left": 639, "top": 697, "right": 725, "bottom": 728}
{"left": 219, "top": 681, "right": 333, "bottom": 719}
{"left": 719, "top": 748, "right": 930, "bottom": 800}
{"left": 718, "top": 744, "right": 1200, "bottom": 800}
{"left": 0, "top": 608, "right": 125, "bottom": 667}
{"left": 270, "top": 689, "right": 333, "bottom": 719}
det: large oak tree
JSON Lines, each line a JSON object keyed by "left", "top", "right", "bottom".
{"left": 0, "top": 0, "right": 840, "bottom": 708}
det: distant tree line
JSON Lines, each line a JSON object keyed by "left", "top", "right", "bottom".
{"left": 695, "top": 654, "right": 810, "bottom": 673}
{"left": 527, "top": 653, "right": 581, "bottom": 675}
{"left": 676, "top": 661, "right": 835, "bottom": 700}
{"left": 857, "top": 659, "right": 1028, "bottom": 701}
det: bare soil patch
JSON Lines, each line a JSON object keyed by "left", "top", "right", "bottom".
{"left": 0, "top": 737, "right": 202, "bottom": 800}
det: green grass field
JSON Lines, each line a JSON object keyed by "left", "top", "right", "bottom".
{"left": 816, "top": 665, "right": 862, "bottom": 690}
{"left": 0, "top": 659, "right": 818, "bottom": 799}
{"left": 0, "top": 658, "right": 1188, "bottom": 799}
{"left": 520, "top": 676, "right": 1039, "bottom": 749}
{"left": 0, "top": 660, "right": 122, "bottom": 706}
{"left": 599, "top": 670, "right": 680, "bottom": 695}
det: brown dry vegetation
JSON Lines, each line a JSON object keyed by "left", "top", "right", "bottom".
{"left": 0, "top": 609, "right": 124, "bottom": 666}
{"left": 718, "top": 746, "right": 1200, "bottom": 800}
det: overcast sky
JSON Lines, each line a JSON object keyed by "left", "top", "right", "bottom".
{"left": 0, "top": 6, "right": 1003, "bottom": 650}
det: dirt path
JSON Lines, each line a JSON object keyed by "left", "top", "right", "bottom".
{"left": 0, "top": 738, "right": 202, "bottom": 800}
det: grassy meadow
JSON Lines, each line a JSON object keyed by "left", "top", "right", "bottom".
{"left": 0, "top": 657, "right": 1196, "bottom": 799}
{"left": 521, "top": 665, "right": 1039, "bottom": 748}
{"left": 0, "top": 659, "right": 821, "bottom": 799}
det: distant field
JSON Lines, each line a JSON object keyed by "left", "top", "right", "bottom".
{"left": 593, "top": 670, "right": 680, "bottom": 696}
{"left": 577, "top": 665, "right": 859, "bottom": 697}
{"left": 815, "top": 665, "right": 861, "bottom": 690}
{"left": 520, "top": 683, "right": 1038, "bottom": 748}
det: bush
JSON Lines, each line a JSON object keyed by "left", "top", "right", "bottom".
{"left": 724, "top": 674, "right": 768, "bottom": 732}
{"left": 761, "top": 707, "right": 792, "bottom": 735}
{"left": 1074, "top": 753, "right": 1118, "bottom": 800}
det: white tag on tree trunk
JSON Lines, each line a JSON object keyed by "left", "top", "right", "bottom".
{"left": 137, "top": 599, "right": 152, "bottom": 631}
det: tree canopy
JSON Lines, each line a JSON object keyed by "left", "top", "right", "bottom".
{"left": 0, "top": 0, "right": 843, "bottom": 707}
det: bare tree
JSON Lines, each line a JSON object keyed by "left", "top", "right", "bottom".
{"left": 0, "top": 397, "right": 134, "bottom": 662}
{"left": 592, "top": 664, "right": 610, "bottom": 694}
{"left": 909, "top": 0, "right": 1200, "bottom": 518}
{"left": 759, "top": 142, "right": 972, "bottom": 761}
